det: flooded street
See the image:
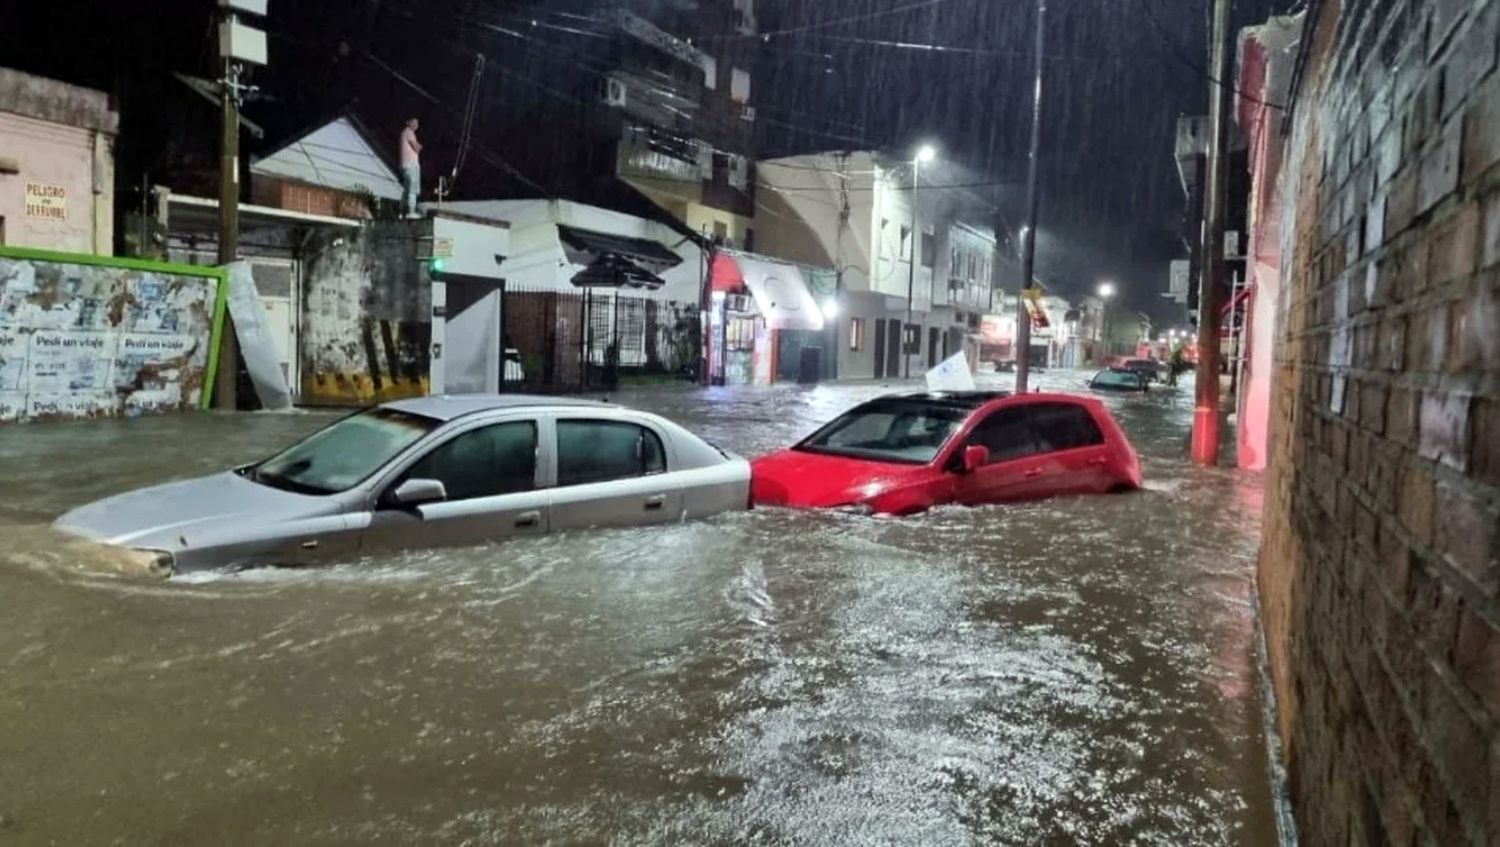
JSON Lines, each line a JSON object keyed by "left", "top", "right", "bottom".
{"left": 0, "top": 372, "right": 1276, "bottom": 845}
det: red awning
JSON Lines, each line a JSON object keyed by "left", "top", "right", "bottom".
{"left": 710, "top": 253, "right": 745, "bottom": 293}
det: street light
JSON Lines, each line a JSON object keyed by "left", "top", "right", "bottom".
{"left": 905, "top": 142, "right": 938, "bottom": 378}
{"left": 1097, "top": 281, "right": 1116, "bottom": 361}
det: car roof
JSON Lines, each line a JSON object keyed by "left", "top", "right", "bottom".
{"left": 379, "top": 394, "right": 612, "bottom": 422}
{"left": 881, "top": 390, "right": 1012, "bottom": 411}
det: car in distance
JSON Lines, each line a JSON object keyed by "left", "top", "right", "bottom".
{"left": 1121, "top": 357, "right": 1165, "bottom": 382}
{"left": 53, "top": 396, "right": 750, "bottom": 576}
{"left": 1089, "top": 368, "right": 1151, "bottom": 393}
{"left": 750, "top": 391, "right": 1141, "bottom": 516}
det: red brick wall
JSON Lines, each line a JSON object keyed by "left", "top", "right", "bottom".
{"left": 1258, "top": 0, "right": 1500, "bottom": 842}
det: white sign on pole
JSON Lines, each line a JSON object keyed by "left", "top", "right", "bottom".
{"left": 926, "top": 351, "right": 976, "bottom": 392}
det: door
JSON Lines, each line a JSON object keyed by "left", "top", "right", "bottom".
{"left": 873, "top": 319, "right": 887, "bottom": 379}
{"left": 886, "top": 319, "right": 902, "bottom": 377}
{"left": 951, "top": 406, "right": 1049, "bottom": 505}
{"left": 1025, "top": 402, "right": 1113, "bottom": 493}
{"left": 928, "top": 327, "right": 941, "bottom": 368}
{"left": 360, "top": 419, "right": 548, "bottom": 553}
{"left": 438, "top": 277, "right": 503, "bottom": 394}
{"left": 547, "top": 418, "right": 682, "bottom": 530}
{"left": 249, "top": 260, "right": 299, "bottom": 394}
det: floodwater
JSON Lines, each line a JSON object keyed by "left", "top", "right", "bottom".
{"left": 0, "top": 371, "right": 1276, "bottom": 845}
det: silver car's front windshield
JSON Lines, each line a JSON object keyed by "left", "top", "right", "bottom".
{"left": 250, "top": 408, "right": 441, "bottom": 495}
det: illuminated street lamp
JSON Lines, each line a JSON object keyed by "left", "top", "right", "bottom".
{"left": 1097, "top": 281, "right": 1117, "bottom": 360}
{"left": 904, "top": 142, "right": 938, "bottom": 377}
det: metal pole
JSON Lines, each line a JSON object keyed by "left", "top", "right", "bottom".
{"left": 1193, "top": 0, "right": 1233, "bottom": 465}
{"left": 904, "top": 156, "right": 920, "bottom": 379}
{"left": 1015, "top": 0, "right": 1046, "bottom": 395}
{"left": 215, "top": 58, "right": 241, "bottom": 410}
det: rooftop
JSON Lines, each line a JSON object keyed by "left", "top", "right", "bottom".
{"left": 381, "top": 394, "right": 611, "bottom": 421}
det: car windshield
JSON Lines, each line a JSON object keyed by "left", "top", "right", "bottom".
{"left": 1093, "top": 369, "right": 1144, "bottom": 390}
{"left": 250, "top": 408, "right": 440, "bottom": 495}
{"left": 796, "top": 400, "right": 967, "bottom": 464}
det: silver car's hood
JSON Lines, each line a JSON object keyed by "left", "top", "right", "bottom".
{"left": 54, "top": 471, "right": 340, "bottom": 549}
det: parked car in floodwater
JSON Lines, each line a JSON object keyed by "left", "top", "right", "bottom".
{"left": 1121, "top": 358, "right": 1165, "bottom": 382}
{"left": 751, "top": 391, "right": 1141, "bottom": 516}
{"left": 54, "top": 396, "right": 750, "bottom": 575}
{"left": 1089, "top": 368, "right": 1151, "bottom": 393}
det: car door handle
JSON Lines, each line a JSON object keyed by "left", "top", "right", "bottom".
{"left": 1023, "top": 468, "right": 1044, "bottom": 478}
{"left": 514, "top": 510, "right": 542, "bottom": 528}
{"left": 644, "top": 494, "right": 666, "bottom": 510}
{"left": 1088, "top": 457, "right": 1109, "bottom": 466}
{"left": 300, "top": 539, "right": 319, "bottom": 550}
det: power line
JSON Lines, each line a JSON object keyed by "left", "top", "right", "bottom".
{"left": 734, "top": 0, "right": 952, "bottom": 39}
{"left": 1136, "top": 0, "right": 1286, "bottom": 110}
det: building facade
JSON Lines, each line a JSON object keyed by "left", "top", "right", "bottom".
{"left": 0, "top": 68, "right": 117, "bottom": 255}
{"left": 755, "top": 151, "right": 996, "bottom": 380}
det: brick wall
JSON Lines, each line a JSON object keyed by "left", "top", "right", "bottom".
{"left": 1258, "top": 0, "right": 1500, "bottom": 843}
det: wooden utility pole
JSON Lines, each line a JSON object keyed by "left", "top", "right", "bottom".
{"left": 214, "top": 58, "right": 241, "bottom": 410}
{"left": 1014, "top": 0, "right": 1046, "bottom": 395}
{"left": 1192, "top": 0, "right": 1233, "bottom": 464}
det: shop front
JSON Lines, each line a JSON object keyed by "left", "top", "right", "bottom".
{"left": 706, "top": 251, "right": 825, "bottom": 386}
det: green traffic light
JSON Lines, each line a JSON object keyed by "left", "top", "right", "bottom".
{"left": 430, "top": 257, "right": 446, "bottom": 272}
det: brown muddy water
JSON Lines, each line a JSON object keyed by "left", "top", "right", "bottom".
{"left": 0, "top": 371, "right": 1276, "bottom": 844}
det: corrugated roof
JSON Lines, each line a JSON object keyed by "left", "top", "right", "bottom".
{"left": 251, "top": 117, "right": 403, "bottom": 200}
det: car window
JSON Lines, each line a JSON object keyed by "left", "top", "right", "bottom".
{"left": 253, "top": 408, "right": 440, "bottom": 494}
{"left": 1029, "top": 403, "right": 1106, "bottom": 452}
{"left": 797, "top": 400, "right": 965, "bottom": 464}
{"left": 557, "top": 420, "right": 667, "bottom": 486}
{"left": 966, "top": 407, "right": 1039, "bottom": 463}
{"left": 403, "top": 421, "right": 538, "bottom": 501}
{"left": 1092, "top": 369, "right": 1144, "bottom": 389}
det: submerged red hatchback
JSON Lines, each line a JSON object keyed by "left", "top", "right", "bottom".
{"left": 751, "top": 391, "right": 1141, "bottom": 515}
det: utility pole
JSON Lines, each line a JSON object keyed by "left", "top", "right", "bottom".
{"left": 1014, "top": 0, "right": 1046, "bottom": 395}
{"left": 1193, "top": 0, "right": 1233, "bottom": 465}
{"left": 903, "top": 145, "right": 935, "bottom": 379}
{"left": 213, "top": 0, "right": 268, "bottom": 410}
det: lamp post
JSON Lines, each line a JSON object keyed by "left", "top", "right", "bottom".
{"left": 904, "top": 143, "right": 937, "bottom": 378}
{"left": 1096, "top": 281, "right": 1116, "bottom": 362}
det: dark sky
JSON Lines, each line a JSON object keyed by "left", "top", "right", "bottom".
{"left": 2, "top": 0, "right": 1289, "bottom": 320}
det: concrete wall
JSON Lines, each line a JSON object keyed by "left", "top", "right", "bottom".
{"left": 0, "top": 69, "right": 118, "bottom": 255}
{"left": 299, "top": 221, "right": 431, "bottom": 405}
{"left": 1257, "top": 0, "right": 1500, "bottom": 843}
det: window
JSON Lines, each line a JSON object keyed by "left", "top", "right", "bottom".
{"left": 701, "top": 55, "right": 718, "bottom": 90}
{"left": 849, "top": 317, "right": 865, "bottom": 351}
{"left": 921, "top": 231, "right": 936, "bottom": 268}
{"left": 731, "top": 67, "right": 751, "bottom": 103}
{"left": 1028, "top": 403, "right": 1105, "bottom": 452}
{"left": 797, "top": 399, "right": 966, "bottom": 464}
{"left": 403, "top": 421, "right": 538, "bottom": 501}
{"left": 557, "top": 420, "right": 667, "bottom": 486}
{"left": 900, "top": 225, "right": 912, "bottom": 260}
{"left": 252, "top": 408, "right": 440, "bottom": 495}
{"left": 966, "top": 407, "right": 1039, "bottom": 464}
{"left": 725, "top": 315, "right": 756, "bottom": 351}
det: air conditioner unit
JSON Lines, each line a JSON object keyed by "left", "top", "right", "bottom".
{"left": 599, "top": 77, "right": 627, "bottom": 108}
{"left": 725, "top": 293, "right": 753, "bottom": 313}
{"left": 740, "top": 105, "right": 756, "bottom": 122}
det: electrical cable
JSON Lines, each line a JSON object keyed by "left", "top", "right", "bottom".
{"left": 1135, "top": 0, "right": 1286, "bottom": 110}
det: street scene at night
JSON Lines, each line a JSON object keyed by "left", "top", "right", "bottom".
{"left": 2, "top": 0, "right": 1498, "bottom": 844}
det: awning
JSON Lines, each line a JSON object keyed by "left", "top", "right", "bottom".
{"left": 569, "top": 253, "right": 666, "bottom": 290}
{"left": 558, "top": 224, "right": 684, "bottom": 274}
{"left": 715, "top": 253, "right": 824, "bottom": 332}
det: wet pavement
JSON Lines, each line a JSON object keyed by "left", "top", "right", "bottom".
{"left": 0, "top": 371, "right": 1276, "bottom": 845}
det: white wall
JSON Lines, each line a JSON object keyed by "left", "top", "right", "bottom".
{"left": 0, "top": 111, "right": 113, "bottom": 254}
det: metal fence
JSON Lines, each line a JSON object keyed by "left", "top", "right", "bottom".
{"left": 502, "top": 285, "right": 701, "bottom": 392}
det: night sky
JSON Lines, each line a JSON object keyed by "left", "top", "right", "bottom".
{"left": 2, "top": 0, "right": 1290, "bottom": 321}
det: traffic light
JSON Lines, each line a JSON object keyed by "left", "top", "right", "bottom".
{"left": 429, "top": 256, "right": 446, "bottom": 274}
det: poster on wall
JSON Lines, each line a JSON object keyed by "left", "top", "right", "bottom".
{"left": 0, "top": 254, "right": 221, "bottom": 423}
{"left": 24, "top": 183, "right": 68, "bottom": 221}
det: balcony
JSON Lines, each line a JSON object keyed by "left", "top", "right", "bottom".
{"left": 612, "top": 10, "right": 707, "bottom": 67}
{"left": 617, "top": 127, "right": 709, "bottom": 190}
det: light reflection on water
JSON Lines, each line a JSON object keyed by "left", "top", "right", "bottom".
{"left": 0, "top": 371, "right": 1274, "bottom": 844}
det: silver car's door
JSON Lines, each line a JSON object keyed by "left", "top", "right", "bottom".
{"left": 546, "top": 416, "right": 684, "bottom": 531}
{"left": 359, "top": 418, "right": 549, "bottom": 554}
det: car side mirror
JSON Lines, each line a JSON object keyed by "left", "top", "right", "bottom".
{"left": 962, "top": 445, "right": 990, "bottom": 473}
{"left": 391, "top": 478, "right": 447, "bottom": 507}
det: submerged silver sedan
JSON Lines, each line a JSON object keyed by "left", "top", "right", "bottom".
{"left": 54, "top": 396, "right": 751, "bottom": 576}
